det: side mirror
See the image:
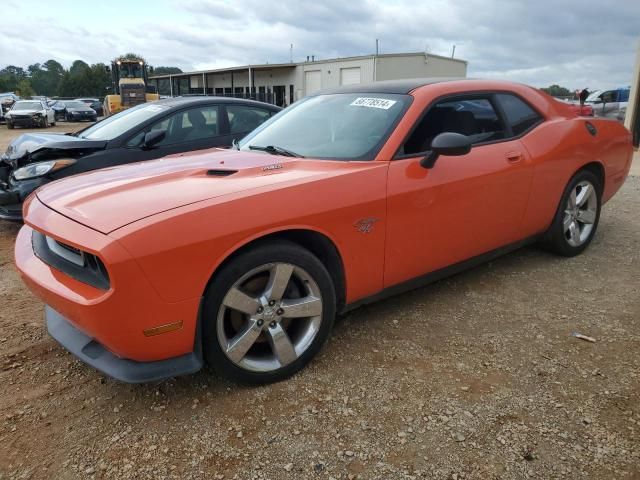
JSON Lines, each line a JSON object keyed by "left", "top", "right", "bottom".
{"left": 420, "top": 132, "right": 472, "bottom": 168}
{"left": 142, "top": 129, "right": 166, "bottom": 149}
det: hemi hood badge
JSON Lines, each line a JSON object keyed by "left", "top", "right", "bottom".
{"left": 262, "top": 164, "right": 283, "bottom": 171}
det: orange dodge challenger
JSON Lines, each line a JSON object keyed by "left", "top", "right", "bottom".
{"left": 15, "top": 79, "right": 633, "bottom": 384}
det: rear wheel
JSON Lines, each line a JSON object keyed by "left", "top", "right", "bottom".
{"left": 543, "top": 170, "right": 601, "bottom": 257}
{"left": 202, "top": 241, "right": 336, "bottom": 384}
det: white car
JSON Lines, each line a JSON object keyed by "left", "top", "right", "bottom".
{"left": 5, "top": 99, "right": 56, "bottom": 129}
{"left": 585, "top": 87, "right": 630, "bottom": 122}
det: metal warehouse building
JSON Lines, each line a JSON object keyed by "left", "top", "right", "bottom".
{"left": 149, "top": 52, "right": 467, "bottom": 107}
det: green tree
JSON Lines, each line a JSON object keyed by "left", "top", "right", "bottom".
{"left": 29, "top": 60, "right": 65, "bottom": 96}
{"left": 16, "top": 78, "right": 34, "bottom": 97}
{"left": 153, "top": 66, "right": 182, "bottom": 75}
{"left": 541, "top": 84, "right": 573, "bottom": 97}
{"left": 0, "top": 65, "right": 27, "bottom": 92}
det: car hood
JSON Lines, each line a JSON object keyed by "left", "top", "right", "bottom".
{"left": 35, "top": 149, "right": 358, "bottom": 234}
{"left": 1, "top": 132, "right": 106, "bottom": 165}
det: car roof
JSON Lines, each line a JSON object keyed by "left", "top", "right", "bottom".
{"left": 312, "top": 77, "right": 471, "bottom": 96}
{"left": 154, "top": 96, "right": 282, "bottom": 110}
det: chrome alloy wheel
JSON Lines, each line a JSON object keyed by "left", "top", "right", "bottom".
{"left": 563, "top": 180, "right": 597, "bottom": 247}
{"left": 216, "top": 263, "right": 323, "bottom": 372}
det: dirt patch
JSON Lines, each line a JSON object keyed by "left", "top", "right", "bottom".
{"left": 0, "top": 120, "right": 92, "bottom": 152}
{"left": 0, "top": 123, "right": 638, "bottom": 478}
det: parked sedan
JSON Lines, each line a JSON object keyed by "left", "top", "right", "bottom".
{"left": 76, "top": 98, "right": 104, "bottom": 116}
{"left": 13, "top": 79, "right": 633, "bottom": 385}
{"left": 0, "top": 97, "right": 280, "bottom": 220}
{"left": 63, "top": 100, "right": 98, "bottom": 122}
{"left": 5, "top": 99, "right": 56, "bottom": 129}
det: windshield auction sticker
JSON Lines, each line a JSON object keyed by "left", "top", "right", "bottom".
{"left": 350, "top": 97, "right": 397, "bottom": 110}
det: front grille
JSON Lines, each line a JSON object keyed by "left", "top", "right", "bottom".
{"left": 121, "top": 85, "right": 146, "bottom": 107}
{"left": 32, "top": 230, "right": 110, "bottom": 290}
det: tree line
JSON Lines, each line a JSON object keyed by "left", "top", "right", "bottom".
{"left": 0, "top": 57, "right": 182, "bottom": 99}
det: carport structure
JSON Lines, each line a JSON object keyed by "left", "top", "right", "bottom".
{"left": 148, "top": 52, "right": 468, "bottom": 108}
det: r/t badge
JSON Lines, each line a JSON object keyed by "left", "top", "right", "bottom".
{"left": 354, "top": 217, "right": 379, "bottom": 234}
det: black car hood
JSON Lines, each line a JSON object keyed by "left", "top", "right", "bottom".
{"left": 1, "top": 133, "right": 107, "bottom": 167}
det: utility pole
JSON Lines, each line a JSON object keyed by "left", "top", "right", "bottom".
{"left": 290, "top": 44, "right": 293, "bottom": 63}
{"left": 376, "top": 39, "right": 379, "bottom": 55}
{"left": 451, "top": 45, "right": 456, "bottom": 58}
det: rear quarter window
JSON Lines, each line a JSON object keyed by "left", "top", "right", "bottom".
{"left": 496, "top": 93, "right": 543, "bottom": 136}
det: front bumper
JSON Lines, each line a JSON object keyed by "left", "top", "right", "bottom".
{"left": 0, "top": 177, "right": 46, "bottom": 222}
{"left": 7, "top": 116, "right": 40, "bottom": 127}
{"left": 46, "top": 306, "right": 202, "bottom": 383}
{"left": 68, "top": 113, "right": 97, "bottom": 121}
{"left": 0, "top": 202, "right": 23, "bottom": 221}
{"left": 15, "top": 197, "right": 203, "bottom": 366}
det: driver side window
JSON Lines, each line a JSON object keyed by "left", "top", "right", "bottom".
{"left": 127, "top": 105, "right": 219, "bottom": 147}
{"left": 400, "top": 97, "right": 505, "bottom": 156}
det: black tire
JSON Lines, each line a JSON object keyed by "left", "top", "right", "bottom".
{"left": 6, "top": 121, "right": 13, "bottom": 129}
{"left": 202, "top": 240, "right": 336, "bottom": 384}
{"left": 42, "top": 116, "right": 49, "bottom": 128}
{"left": 542, "top": 169, "right": 602, "bottom": 257}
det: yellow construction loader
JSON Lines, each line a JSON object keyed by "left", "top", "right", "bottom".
{"left": 103, "top": 57, "right": 159, "bottom": 116}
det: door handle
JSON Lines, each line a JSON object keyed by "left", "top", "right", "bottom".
{"left": 506, "top": 151, "right": 523, "bottom": 163}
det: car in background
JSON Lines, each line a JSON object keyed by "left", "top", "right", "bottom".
{"left": 12, "top": 79, "right": 633, "bottom": 384}
{"left": 585, "top": 87, "right": 630, "bottom": 121}
{"left": 0, "top": 92, "right": 20, "bottom": 123}
{"left": 4, "top": 99, "right": 56, "bottom": 129}
{"left": 62, "top": 100, "right": 98, "bottom": 122}
{"left": 50, "top": 100, "right": 68, "bottom": 121}
{"left": 76, "top": 98, "right": 104, "bottom": 116}
{"left": 0, "top": 97, "right": 281, "bottom": 220}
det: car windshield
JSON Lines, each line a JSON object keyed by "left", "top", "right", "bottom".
{"left": 78, "top": 103, "right": 170, "bottom": 140}
{"left": 65, "top": 101, "right": 86, "bottom": 108}
{"left": 585, "top": 91, "right": 602, "bottom": 103}
{"left": 239, "top": 93, "right": 410, "bottom": 160}
{"left": 12, "top": 101, "right": 42, "bottom": 110}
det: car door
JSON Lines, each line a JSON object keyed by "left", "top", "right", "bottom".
{"left": 122, "top": 104, "right": 227, "bottom": 162}
{"left": 383, "top": 93, "right": 537, "bottom": 288}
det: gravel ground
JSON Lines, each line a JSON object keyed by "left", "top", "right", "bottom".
{"left": 0, "top": 122, "right": 638, "bottom": 479}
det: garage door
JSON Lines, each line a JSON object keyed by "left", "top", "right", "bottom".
{"left": 340, "top": 67, "right": 361, "bottom": 86}
{"left": 305, "top": 70, "right": 322, "bottom": 96}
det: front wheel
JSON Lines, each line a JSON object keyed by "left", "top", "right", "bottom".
{"left": 202, "top": 241, "right": 336, "bottom": 384}
{"left": 41, "top": 116, "right": 49, "bottom": 128}
{"left": 6, "top": 121, "right": 13, "bottom": 129}
{"left": 543, "top": 169, "right": 601, "bottom": 257}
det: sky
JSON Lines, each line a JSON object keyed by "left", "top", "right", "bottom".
{"left": 1, "top": 0, "right": 638, "bottom": 90}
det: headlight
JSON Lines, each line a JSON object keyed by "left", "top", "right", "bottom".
{"left": 12, "top": 159, "right": 76, "bottom": 181}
